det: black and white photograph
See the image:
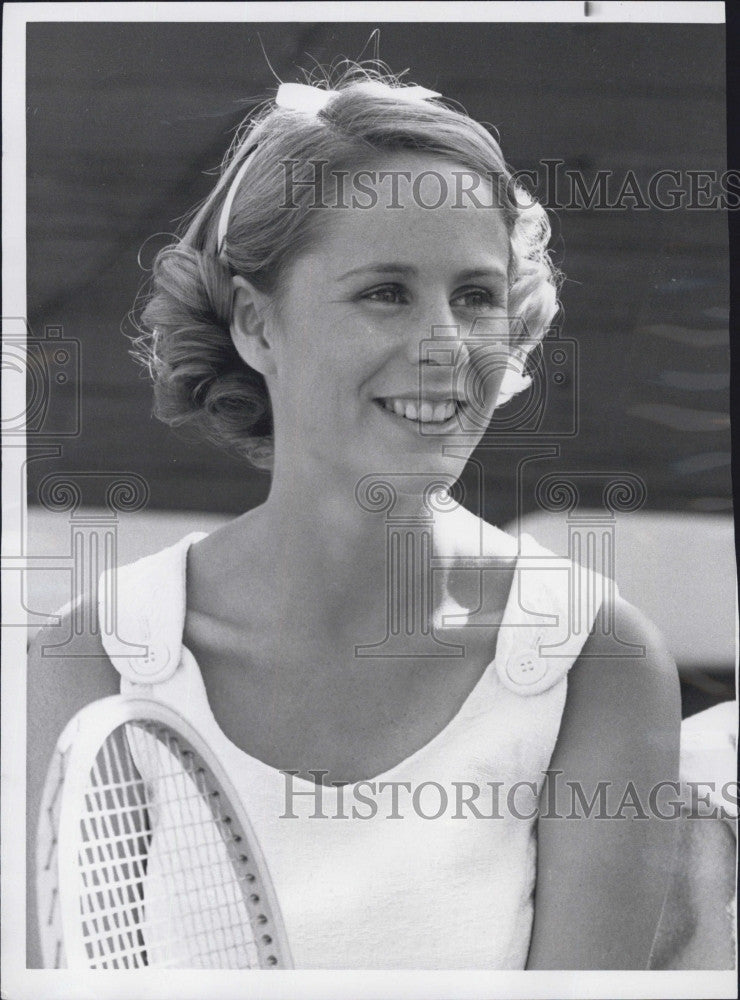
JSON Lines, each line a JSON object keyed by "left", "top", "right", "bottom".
{"left": 2, "top": 2, "right": 737, "bottom": 998}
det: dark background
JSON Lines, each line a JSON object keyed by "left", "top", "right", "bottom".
{"left": 26, "top": 21, "right": 731, "bottom": 522}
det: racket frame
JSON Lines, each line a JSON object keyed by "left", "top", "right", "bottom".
{"left": 36, "top": 694, "right": 293, "bottom": 970}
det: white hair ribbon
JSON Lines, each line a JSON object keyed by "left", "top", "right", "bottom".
{"left": 274, "top": 82, "right": 335, "bottom": 115}
{"left": 274, "top": 80, "right": 441, "bottom": 115}
{"left": 217, "top": 80, "right": 441, "bottom": 258}
{"left": 216, "top": 144, "right": 259, "bottom": 258}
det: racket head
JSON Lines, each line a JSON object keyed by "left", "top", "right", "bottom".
{"left": 36, "top": 694, "right": 292, "bottom": 970}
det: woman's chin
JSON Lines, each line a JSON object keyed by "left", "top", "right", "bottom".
{"left": 359, "top": 440, "right": 471, "bottom": 488}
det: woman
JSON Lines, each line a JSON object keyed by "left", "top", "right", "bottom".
{"left": 27, "top": 65, "right": 681, "bottom": 970}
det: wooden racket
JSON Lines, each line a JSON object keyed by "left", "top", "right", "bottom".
{"left": 36, "top": 695, "right": 292, "bottom": 970}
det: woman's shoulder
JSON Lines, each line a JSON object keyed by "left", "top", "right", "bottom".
{"left": 578, "top": 591, "right": 680, "bottom": 687}
{"left": 27, "top": 530, "right": 205, "bottom": 759}
{"left": 485, "top": 519, "right": 678, "bottom": 687}
{"left": 560, "top": 592, "right": 681, "bottom": 778}
{"left": 27, "top": 593, "right": 121, "bottom": 725}
{"left": 487, "top": 518, "right": 680, "bottom": 703}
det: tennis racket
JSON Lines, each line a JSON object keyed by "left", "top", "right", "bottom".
{"left": 36, "top": 694, "right": 292, "bottom": 970}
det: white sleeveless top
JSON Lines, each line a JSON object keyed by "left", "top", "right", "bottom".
{"left": 98, "top": 530, "right": 614, "bottom": 969}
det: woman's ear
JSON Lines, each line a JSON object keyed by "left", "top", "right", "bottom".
{"left": 229, "top": 275, "right": 277, "bottom": 376}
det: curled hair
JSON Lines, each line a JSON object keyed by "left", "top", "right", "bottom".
{"left": 133, "top": 62, "right": 562, "bottom": 469}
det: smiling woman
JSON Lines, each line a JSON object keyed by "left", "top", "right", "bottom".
{"left": 26, "top": 63, "right": 686, "bottom": 972}
{"left": 133, "top": 70, "right": 558, "bottom": 471}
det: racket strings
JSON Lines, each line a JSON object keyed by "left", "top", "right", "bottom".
{"left": 74, "top": 722, "right": 276, "bottom": 969}
{"left": 136, "top": 727, "right": 261, "bottom": 969}
{"left": 77, "top": 728, "right": 150, "bottom": 968}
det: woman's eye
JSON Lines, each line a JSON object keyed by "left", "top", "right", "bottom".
{"left": 361, "top": 284, "right": 409, "bottom": 305}
{"left": 358, "top": 284, "right": 503, "bottom": 310}
{"left": 452, "top": 287, "right": 502, "bottom": 310}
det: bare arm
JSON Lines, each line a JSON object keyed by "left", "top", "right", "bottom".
{"left": 26, "top": 599, "right": 121, "bottom": 967}
{"left": 526, "top": 596, "right": 681, "bottom": 970}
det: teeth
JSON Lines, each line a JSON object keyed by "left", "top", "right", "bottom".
{"left": 434, "top": 401, "right": 455, "bottom": 422}
{"left": 379, "top": 397, "right": 458, "bottom": 423}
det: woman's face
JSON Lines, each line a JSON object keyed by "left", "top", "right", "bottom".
{"left": 261, "top": 153, "right": 513, "bottom": 486}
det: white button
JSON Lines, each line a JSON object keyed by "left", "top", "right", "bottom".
{"left": 505, "top": 648, "right": 548, "bottom": 687}
{"left": 125, "top": 641, "right": 171, "bottom": 679}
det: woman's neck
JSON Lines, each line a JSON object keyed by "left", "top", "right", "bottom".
{"left": 264, "top": 469, "right": 450, "bottom": 607}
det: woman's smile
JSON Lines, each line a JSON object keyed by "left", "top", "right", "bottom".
{"left": 372, "top": 395, "right": 463, "bottom": 436}
{"left": 374, "top": 396, "right": 460, "bottom": 424}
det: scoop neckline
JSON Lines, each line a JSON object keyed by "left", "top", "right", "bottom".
{"left": 180, "top": 532, "right": 533, "bottom": 793}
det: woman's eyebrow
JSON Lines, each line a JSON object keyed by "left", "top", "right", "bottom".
{"left": 337, "top": 263, "right": 417, "bottom": 280}
{"left": 457, "top": 267, "right": 508, "bottom": 284}
{"left": 336, "top": 264, "right": 508, "bottom": 282}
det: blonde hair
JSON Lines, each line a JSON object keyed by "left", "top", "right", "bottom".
{"left": 134, "top": 63, "right": 561, "bottom": 469}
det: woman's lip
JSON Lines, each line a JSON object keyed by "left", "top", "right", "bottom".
{"left": 373, "top": 396, "right": 461, "bottom": 403}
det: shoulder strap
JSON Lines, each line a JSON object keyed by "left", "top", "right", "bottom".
{"left": 98, "top": 532, "right": 208, "bottom": 684}
{"left": 98, "top": 529, "right": 615, "bottom": 695}
{"left": 495, "top": 532, "right": 618, "bottom": 696}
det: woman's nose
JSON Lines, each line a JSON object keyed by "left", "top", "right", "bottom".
{"left": 401, "top": 298, "right": 460, "bottom": 364}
